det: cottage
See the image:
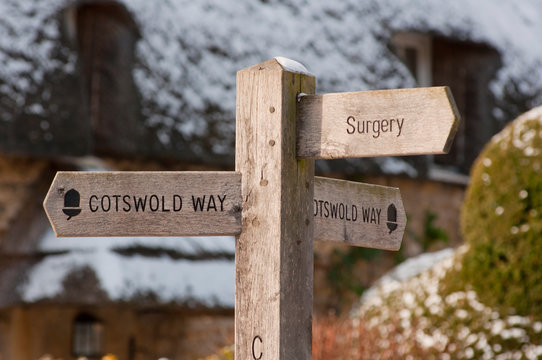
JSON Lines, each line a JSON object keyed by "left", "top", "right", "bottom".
{"left": 1, "top": 0, "right": 541, "bottom": 358}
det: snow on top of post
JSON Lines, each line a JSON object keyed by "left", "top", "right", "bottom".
{"left": 275, "top": 56, "right": 312, "bottom": 76}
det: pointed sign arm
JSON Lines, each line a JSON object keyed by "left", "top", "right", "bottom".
{"left": 296, "top": 86, "right": 461, "bottom": 159}
{"left": 313, "top": 176, "right": 406, "bottom": 250}
{"left": 43, "top": 171, "right": 242, "bottom": 237}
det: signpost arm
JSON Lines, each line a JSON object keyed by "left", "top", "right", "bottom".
{"left": 235, "top": 58, "right": 315, "bottom": 359}
{"left": 296, "top": 87, "right": 461, "bottom": 159}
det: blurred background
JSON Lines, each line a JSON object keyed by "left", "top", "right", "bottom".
{"left": 1, "top": 0, "right": 541, "bottom": 359}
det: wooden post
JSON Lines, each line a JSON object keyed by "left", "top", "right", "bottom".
{"left": 235, "top": 58, "right": 315, "bottom": 359}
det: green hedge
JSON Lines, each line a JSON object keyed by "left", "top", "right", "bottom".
{"left": 459, "top": 106, "right": 542, "bottom": 318}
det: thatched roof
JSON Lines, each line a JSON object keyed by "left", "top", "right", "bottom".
{"left": 1, "top": 0, "right": 541, "bottom": 174}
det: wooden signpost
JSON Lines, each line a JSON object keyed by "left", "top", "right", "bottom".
{"left": 43, "top": 57, "right": 460, "bottom": 360}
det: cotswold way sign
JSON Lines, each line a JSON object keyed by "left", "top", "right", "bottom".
{"left": 44, "top": 171, "right": 405, "bottom": 245}
{"left": 43, "top": 171, "right": 242, "bottom": 237}
{"left": 43, "top": 57, "right": 460, "bottom": 360}
{"left": 313, "top": 176, "right": 405, "bottom": 250}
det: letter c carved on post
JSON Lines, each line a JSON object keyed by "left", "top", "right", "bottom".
{"left": 252, "top": 335, "right": 263, "bottom": 359}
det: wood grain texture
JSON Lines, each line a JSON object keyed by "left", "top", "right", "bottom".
{"left": 235, "top": 58, "right": 315, "bottom": 359}
{"left": 43, "top": 171, "right": 241, "bottom": 237}
{"left": 296, "top": 86, "right": 461, "bottom": 159}
{"left": 313, "top": 177, "right": 405, "bottom": 250}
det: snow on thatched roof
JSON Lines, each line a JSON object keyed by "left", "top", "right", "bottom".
{"left": 16, "top": 229, "right": 235, "bottom": 308}
{"left": 1, "top": 0, "right": 541, "bottom": 168}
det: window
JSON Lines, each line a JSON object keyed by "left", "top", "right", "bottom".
{"left": 392, "top": 32, "right": 501, "bottom": 174}
{"left": 73, "top": 313, "right": 104, "bottom": 358}
{"left": 431, "top": 37, "right": 501, "bottom": 173}
{"left": 392, "top": 33, "right": 432, "bottom": 87}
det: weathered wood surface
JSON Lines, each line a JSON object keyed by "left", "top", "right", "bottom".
{"left": 296, "top": 86, "right": 461, "bottom": 159}
{"left": 313, "top": 177, "right": 405, "bottom": 250}
{"left": 43, "top": 171, "right": 242, "bottom": 237}
{"left": 235, "top": 58, "right": 315, "bottom": 360}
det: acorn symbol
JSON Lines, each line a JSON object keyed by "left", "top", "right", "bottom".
{"left": 386, "top": 203, "right": 398, "bottom": 234}
{"left": 63, "top": 189, "right": 81, "bottom": 220}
